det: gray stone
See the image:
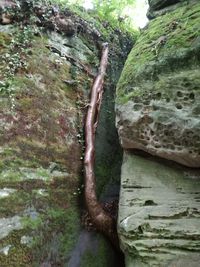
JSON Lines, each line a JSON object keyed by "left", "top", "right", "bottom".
{"left": 147, "top": 1, "right": 186, "bottom": 19}
{"left": 118, "top": 152, "right": 200, "bottom": 267}
{"left": 0, "top": 245, "right": 12, "bottom": 256}
{"left": 20, "top": 235, "right": 33, "bottom": 247}
{"left": 0, "top": 216, "right": 22, "bottom": 240}
{"left": 48, "top": 31, "right": 95, "bottom": 65}
{"left": 0, "top": 188, "right": 16, "bottom": 198}
{"left": 116, "top": 70, "right": 200, "bottom": 167}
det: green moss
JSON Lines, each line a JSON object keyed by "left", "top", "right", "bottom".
{"left": 118, "top": 89, "right": 142, "bottom": 105}
{"left": 21, "top": 216, "right": 43, "bottom": 231}
{"left": 0, "top": 191, "right": 31, "bottom": 217}
{"left": 95, "top": 163, "right": 111, "bottom": 197}
{"left": 0, "top": 167, "right": 50, "bottom": 183}
{"left": 27, "top": 37, "right": 73, "bottom": 91}
{"left": 11, "top": 77, "right": 38, "bottom": 93}
{"left": 0, "top": 32, "right": 11, "bottom": 48}
{"left": 117, "top": 2, "right": 200, "bottom": 103}
{"left": 0, "top": 173, "right": 80, "bottom": 265}
{"left": 0, "top": 170, "right": 22, "bottom": 182}
{"left": 0, "top": 230, "right": 32, "bottom": 267}
{"left": 0, "top": 148, "right": 39, "bottom": 173}
{"left": 56, "top": 207, "right": 80, "bottom": 256}
{"left": 22, "top": 206, "right": 80, "bottom": 265}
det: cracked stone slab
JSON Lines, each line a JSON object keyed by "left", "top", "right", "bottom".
{"left": 118, "top": 152, "right": 200, "bottom": 267}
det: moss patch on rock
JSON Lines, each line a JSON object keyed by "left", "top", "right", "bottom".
{"left": 0, "top": 21, "right": 86, "bottom": 265}
{"left": 116, "top": 2, "right": 200, "bottom": 103}
{"left": 80, "top": 234, "right": 116, "bottom": 267}
{"left": 0, "top": 31, "right": 11, "bottom": 48}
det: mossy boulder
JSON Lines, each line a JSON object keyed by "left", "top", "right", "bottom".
{"left": 116, "top": 1, "right": 200, "bottom": 167}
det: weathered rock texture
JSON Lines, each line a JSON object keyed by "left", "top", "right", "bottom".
{"left": 116, "top": 0, "right": 200, "bottom": 266}
{"left": 116, "top": 1, "right": 200, "bottom": 167}
{"left": 118, "top": 152, "right": 200, "bottom": 267}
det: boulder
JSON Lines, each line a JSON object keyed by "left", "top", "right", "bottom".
{"left": 116, "top": 2, "right": 200, "bottom": 167}
{"left": 118, "top": 152, "right": 200, "bottom": 267}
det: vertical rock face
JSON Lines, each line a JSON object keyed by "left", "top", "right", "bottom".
{"left": 119, "top": 152, "right": 200, "bottom": 267}
{"left": 0, "top": 2, "right": 133, "bottom": 266}
{"left": 116, "top": 1, "right": 200, "bottom": 167}
{"left": 0, "top": 25, "right": 89, "bottom": 266}
{"left": 116, "top": 0, "right": 200, "bottom": 266}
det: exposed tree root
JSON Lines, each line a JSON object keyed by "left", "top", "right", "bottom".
{"left": 84, "top": 43, "right": 119, "bottom": 249}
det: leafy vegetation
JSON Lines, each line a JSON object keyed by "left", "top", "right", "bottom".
{"left": 56, "top": 0, "right": 137, "bottom": 33}
{"left": 0, "top": 0, "right": 138, "bottom": 98}
{"left": 92, "top": 0, "right": 137, "bottom": 29}
{"left": 0, "top": 25, "right": 37, "bottom": 100}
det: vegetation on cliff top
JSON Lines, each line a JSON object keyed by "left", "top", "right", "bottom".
{"left": 51, "top": 0, "right": 139, "bottom": 33}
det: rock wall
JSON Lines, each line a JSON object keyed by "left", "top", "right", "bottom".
{"left": 0, "top": 1, "right": 134, "bottom": 266}
{"left": 119, "top": 152, "right": 200, "bottom": 267}
{"left": 116, "top": 0, "right": 200, "bottom": 266}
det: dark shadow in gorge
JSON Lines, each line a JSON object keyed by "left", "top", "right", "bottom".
{"left": 67, "top": 68, "right": 125, "bottom": 267}
{"left": 67, "top": 31, "right": 133, "bottom": 266}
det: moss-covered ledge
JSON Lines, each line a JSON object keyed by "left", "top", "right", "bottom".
{"left": 116, "top": 2, "right": 200, "bottom": 103}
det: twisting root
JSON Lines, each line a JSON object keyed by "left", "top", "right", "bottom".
{"left": 84, "top": 43, "right": 119, "bottom": 248}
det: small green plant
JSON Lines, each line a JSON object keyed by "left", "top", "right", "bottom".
{"left": 49, "top": 0, "right": 138, "bottom": 38}
{"left": 21, "top": 216, "right": 43, "bottom": 230}
{"left": 0, "top": 24, "right": 39, "bottom": 113}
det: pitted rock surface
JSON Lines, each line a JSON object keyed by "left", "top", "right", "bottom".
{"left": 116, "top": 2, "right": 200, "bottom": 167}
{"left": 116, "top": 69, "right": 200, "bottom": 167}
